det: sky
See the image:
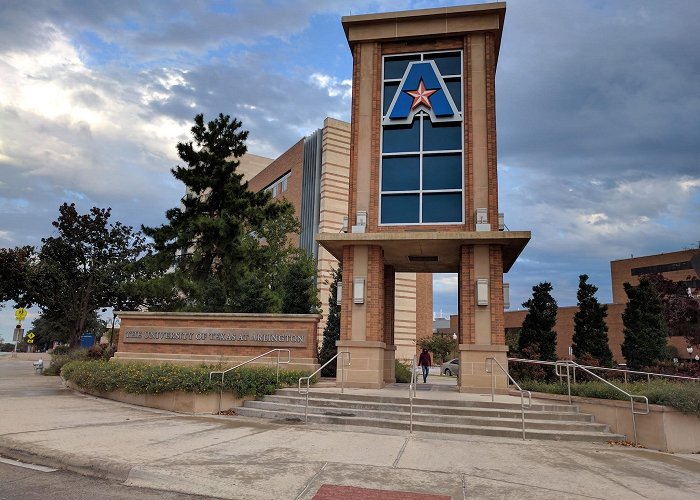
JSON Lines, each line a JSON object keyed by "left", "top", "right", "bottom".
{"left": 1, "top": 0, "right": 699, "bottom": 339}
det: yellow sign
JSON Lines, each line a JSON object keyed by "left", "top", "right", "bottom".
{"left": 27, "top": 332, "right": 35, "bottom": 339}
{"left": 15, "top": 308, "right": 28, "bottom": 322}
{"left": 26, "top": 338, "right": 34, "bottom": 344}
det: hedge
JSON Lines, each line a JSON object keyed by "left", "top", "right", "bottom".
{"left": 61, "top": 361, "right": 313, "bottom": 398}
{"left": 520, "top": 379, "right": 700, "bottom": 416}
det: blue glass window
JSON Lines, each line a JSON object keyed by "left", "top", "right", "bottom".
{"left": 382, "top": 155, "right": 420, "bottom": 191}
{"left": 382, "top": 194, "right": 419, "bottom": 223}
{"left": 445, "top": 79, "right": 461, "bottom": 111}
{"left": 424, "top": 121, "right": 461, "bottom": 151}
{"left": 383, "top": 82, "right": 400, "bottom": 115}
{"left": 384, "top": 54, "right": 421, "bottom": 80}
{"left": 383, "top": 120, "right": 420, "bottom": 153}
{"left": 381, "top": 50, "right": 463, "bottom": 224}
{"left": 423, "top": 154, "right": 462, "bottom": 190}
{"left": 422, "top": 193, "right": 462, "bottom": 223}
{"left": 428, "top": 52, "right": 461, "bottom": 76}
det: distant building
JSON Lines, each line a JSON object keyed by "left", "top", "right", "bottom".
{"left": 504, "top": 248, "right": 700, "bottom": 362}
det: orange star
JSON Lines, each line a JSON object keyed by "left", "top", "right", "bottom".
{"left": 405, "top": 79, "right": 437, "bottom": 110}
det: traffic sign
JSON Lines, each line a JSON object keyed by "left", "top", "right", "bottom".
{"left": 27, "top": 332, "right": 35, "bottom": 339}
{"left": 15, "top": 308, "right": 28, "bottom": 322}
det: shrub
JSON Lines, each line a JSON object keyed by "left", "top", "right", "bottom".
{"left": 61, "top": 361, "right": 313, "bottom": 398}
{"left": 43, "top": 349, "right": 89, "bottom": 376}
{"left": 519, "top": 379, "right": 700, "bottom": 416}
{"left": 0, "top": 343, "right": 15, "bottom": 352}
{"left": 395, "top": 360, "right": 412, "bottom": 383}
{"left": 52, "top": 345, "right": 71, "bottom": 355}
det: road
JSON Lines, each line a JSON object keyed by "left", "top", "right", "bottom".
{"left": 0, "top": 458, "right": 214, "bottom": 500}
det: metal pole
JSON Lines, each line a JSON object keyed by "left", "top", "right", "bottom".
{"left": 341, "top": 353, "right": 345, "bottom": 394}
{"left": 305, "top": 380, "right": 310, "bottom": 423}
{"left": 631, "top": 398, "right": 638, "bottom": 446}
{"left": 521, "top": 392, "right": 526, "bottom": 440}
{"left": 566, "top": 363, "right": 572, "bottom": 405}
{"left": 490, "top": 360, "right": 495, "bottom": 402}
{"left": 276, "top": 350, "right": 280, "bottom": 386}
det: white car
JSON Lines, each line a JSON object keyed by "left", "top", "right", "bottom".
{"left": 441, "top": 358, "right": 459, "bottom": 376}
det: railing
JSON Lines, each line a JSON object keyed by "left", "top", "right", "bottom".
{"left": 555, "top": 360, "right": 649, "bottom": 446}
{"left": 508, "top": 357, "right": 700, "bottom": 383}
{"left": 408, "top": 355, "right": 417, "bottom": 433}
{"left": 209, "top": 349, "right": 291, "bottom": 414}
{"left": 485, "top": 357, "right": 531, "bottom": 440}
{"left": 298, "top": 351, "right": 351, "bottom": 423}
{"left": 508, "top": 358, "right": 650, "bottom": 445}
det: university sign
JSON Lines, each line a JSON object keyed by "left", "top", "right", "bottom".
{"left": 123, "top": 326, "right": 306, "bottom": 347}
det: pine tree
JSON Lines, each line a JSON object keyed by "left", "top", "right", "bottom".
{"left": 621, "top": 279, "right": 669, "bottom": 369}
{"left": 280, "top": 252, "right": 320, "bottom": 314}
{"left": 142, "top": 113, "right": 299, "bottom": 312}
{"left": 318, "top": 266, "right": 342, "bottom": 376}
{"left": 572, "top": 274, "right": 613, "bottom": 366}
{"left": 518, "top": 282, "right": 558, "bottom": 361}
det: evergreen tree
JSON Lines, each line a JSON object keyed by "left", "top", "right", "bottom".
{"left": 280, "top": 252, "right": 320, "bottom": 314}
{"left": 621, "top": 279, "right": 669, "bottom": 369}
{"left": 572, "top": 274, "right": 613, "bottom": 366}
{"left": 518, "top": 282, "right": 558, "bottom": 361}
{"left": 644, "top": 273, "right": 700, "bottom": 347}
{"left": 142, "top": 113, "right": 300, "bottom": 312}
{"left": 318, "top": 266, "right": 341, "bottom": 376}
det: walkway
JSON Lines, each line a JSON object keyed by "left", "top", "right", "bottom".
{"left": 1, "top": 356, "right": 698, "bottom": 499}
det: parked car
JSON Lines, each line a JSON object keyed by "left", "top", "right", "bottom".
{"left": 441, "top": 358, "right": 459, "bottom": 376}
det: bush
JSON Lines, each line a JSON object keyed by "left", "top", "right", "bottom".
{"left": 519, "top": 379, "right": 700, "bottom": 416}
{"left": 0, "top": 343, "right": 15, "bottom": 352}
{"left": 43, "top": 349, "right": 89, "bottom": 376}
{"left": 61, "top": 361, "right": 313, "bottom": 398}
{"left": 395, "top": 360, "right": 412, "bottom": 383}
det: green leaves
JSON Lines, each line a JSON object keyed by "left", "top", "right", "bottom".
{"left": 61, "top": 360, "right": 311, "bottom": 398}
{"left": 572, "top": 274, "right": 613, "bottom": 366}
{"left": 519, "top": 282, "right": 558, "bottom": 361}
{"left": 622, "top": 279, "right": 669, "bottom": 370}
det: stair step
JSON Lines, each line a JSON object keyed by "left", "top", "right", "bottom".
{"left": 235, "top": 406, "right": 624, "bottom": 442}
{"left": 263, "top": 395, "right": 593, "bottom": 422}
{"left": 244, "top": 400, "right": 609, "bottom": 432}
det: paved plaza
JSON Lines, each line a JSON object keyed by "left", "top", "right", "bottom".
{"left": 1, "top": 355, "right": 698, "bottom": 499}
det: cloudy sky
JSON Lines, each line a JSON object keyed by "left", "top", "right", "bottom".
{"left": 1, "top": 0, "right": 698, "bottom": 338}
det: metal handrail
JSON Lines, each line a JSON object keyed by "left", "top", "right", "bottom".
{"left": 298, "top": 351, "right": 350, "bottom": 423}
{"left": 409, "top": 355, "right": 417, "bottom": 433}
{"left": 485, "top": 357, "right": 531, "bottom": 440}
{"left": 555, "top": 360, "right": 649, "bottom": 446}
{"left": 508, "top": 358, "right": 650, "bottom": 445}
{"left": 209, "top": 349, "right": 291, "bottom": 414}
{"left": 508, "top": 357, "right": 700, "bottom": 383}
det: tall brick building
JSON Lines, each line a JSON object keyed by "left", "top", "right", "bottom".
{"left": 244, "top": 118, "right": 434, "bottom": 360}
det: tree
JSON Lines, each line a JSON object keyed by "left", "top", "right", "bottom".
{"left": 280, "top": 252, "right": 320, "bottom": 314}
{"left": 142, "top": 113, "right": 304, "bottom": 312}
{"left": 621, "top": 279, "right": 669, "bottom": 369}
{"left": 417, "top": 336, "right": 457, "bottom": 365}
{"left": 0, "top": 246, "right": 34, "bottom": 308}
{"left": 518, "top": 282, "right": 558, "bottom": 361}
{"left": 318, "top": 266, "right": 342, "bottom": 376}
{"left": 644, "top": 273, "right": 700, "bottom": 347}
{"left": 4, "top": 203, "right": 150, "bottom": 347}
{"left": 572, "top": 274, "right": 613, "bottom": 366}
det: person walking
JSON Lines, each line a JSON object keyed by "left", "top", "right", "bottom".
{"left": 418, "top": 348, "right": 431, "bottom": 383}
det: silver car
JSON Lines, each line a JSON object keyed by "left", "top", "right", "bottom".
{"left": 441, "top": 358, "right": 459, "bottom": 376}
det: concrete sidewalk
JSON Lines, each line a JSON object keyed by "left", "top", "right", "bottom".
{"left": 1, "top": 357, "right": 698, "bottom": 500}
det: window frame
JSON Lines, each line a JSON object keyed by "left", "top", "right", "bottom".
{"left": 379, "top": 49, "right": 464, "bottom": 226}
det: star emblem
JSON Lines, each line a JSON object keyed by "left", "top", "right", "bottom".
{"left": 405, "top": 79, "right": 438, "bottom": 110}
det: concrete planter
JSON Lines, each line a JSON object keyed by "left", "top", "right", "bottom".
{"left": 64, "top": 380, "right": 252, "bottom": 414}
{"left": 523, "top": 391, "right": 700, "bottom": 453}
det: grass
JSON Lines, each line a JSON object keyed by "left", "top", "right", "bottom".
{"left": 519, "top": 379, "right": 700, "bottom": 416}
{"left": 61, "top": 360, "right": 313, "bottom": 399}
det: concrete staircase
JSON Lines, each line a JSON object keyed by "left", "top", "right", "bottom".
{"left": 235, "top": 387, "right": 626, "bottom": 442}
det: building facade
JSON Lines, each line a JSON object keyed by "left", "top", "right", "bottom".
{"left": 246, "top": 118, "right": 434, "bottom": 360}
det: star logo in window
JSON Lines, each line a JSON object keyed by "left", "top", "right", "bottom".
{"left": 405, "top": 79, "right": 438, "bottom": 110}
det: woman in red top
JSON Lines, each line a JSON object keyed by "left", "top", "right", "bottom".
{"left": 418, "top": 348, "right": 431, "bottom": 383}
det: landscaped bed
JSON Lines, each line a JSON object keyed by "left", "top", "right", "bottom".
{"left": 518, "top": 379, "right": 700, "bottom": 417}
{"left": 61, "top": 360, "right": 313, "bottom": 399}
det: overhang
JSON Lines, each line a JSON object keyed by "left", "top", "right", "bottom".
{"left": 316, "top": 230, "right": 530, "bottom": 273}
{"left": 342, "top": 2, "right": 506, "bottom": 65}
